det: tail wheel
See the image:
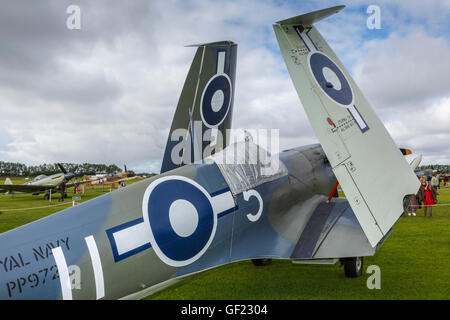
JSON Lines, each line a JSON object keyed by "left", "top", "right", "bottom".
{"left": 251, "top": 258, "right": 272, "bottom": 266}
{"left": 342, "top": 257, "right": 363, "bottom": 278}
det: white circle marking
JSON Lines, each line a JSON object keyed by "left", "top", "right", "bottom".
{"left": 200, "top": 73, "right": 233, "bottom": 128}
{"left": 211, "top": 90, "right": 224, "bottom": 112}
{"left": 169, "top": 199, "right": 199, "bottom": 237}
{"left": 322, "top": 67, "right": 342, "bottom": 90}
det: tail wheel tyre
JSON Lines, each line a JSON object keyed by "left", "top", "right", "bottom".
{"left": 343, "top": 257, "right": 363, "bottom": 278}
{"left": 251, "top": 258, "right": 272, "bottom": 266}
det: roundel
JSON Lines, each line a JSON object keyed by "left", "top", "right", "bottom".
{"left": 308, "top": 51, "right": 354, "bottom": 107}
{"left": 200, "top": 73, "right": 232, "bottom": 128}
{"left": 142, "top": 176, "right": 217, "bottom": 267}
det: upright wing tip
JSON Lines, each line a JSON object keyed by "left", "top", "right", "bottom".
{"left": 275, "top": 5, "right": 346, "bottom": 26}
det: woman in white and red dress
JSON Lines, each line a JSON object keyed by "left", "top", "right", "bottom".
{"left": 418, "top": 177, "right": 437, "bottom": 217}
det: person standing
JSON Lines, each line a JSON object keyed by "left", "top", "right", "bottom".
{"left": 431, "top": 173, "right": 439, "bottom": 190}
{"left": 59, "top": 179, "right": 66, "bottom": 202}
{"left": 407, "top": 194, "right": 417, "bottom": 216}
{"left": 417, "top": 177, "right": 437, "bottom": 217}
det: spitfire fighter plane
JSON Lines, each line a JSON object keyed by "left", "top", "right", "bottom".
{"left": 0, "top": 6, "right": 419, "bottom": 299}
{"left": 0, "top": 164, "right": 88, "bottom": 200}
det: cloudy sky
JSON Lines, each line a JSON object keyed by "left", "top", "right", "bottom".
{"left": 0, "top": 0, "right": 449, "bottom": 173}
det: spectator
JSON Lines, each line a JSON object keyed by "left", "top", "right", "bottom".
{"left": 417, "top": 176, "right": 437, "bottom": 217}
{"left": 407, "top": 194, "right": 417, "bottom": 216}
{"left": 444, "top": 175, "right": 449, "bottom": 187}
{"left": 431, "top": 173, "right": 439, "bottom": 190}
{"left": 59, "top": 179, "right": 66, "bottom": 202}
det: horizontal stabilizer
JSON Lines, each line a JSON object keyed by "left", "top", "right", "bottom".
{"left": 276, "top": 5, "right": 345, "bottom": 26}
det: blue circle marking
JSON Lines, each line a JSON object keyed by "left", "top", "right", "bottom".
{"left": 200, "top": 74, "right": 232, "bottom": 128}
{"left": 143, "top": 176, "right": 217, "bottom": 267}
{"left": 308, "top": 52, "right": 353, "bottom": 107}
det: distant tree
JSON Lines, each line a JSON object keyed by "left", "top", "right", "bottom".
{"left": 0, "top": 161, "right": 130, "bottom": 177}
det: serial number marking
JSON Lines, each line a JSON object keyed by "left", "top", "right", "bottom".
{"left": 6, "top": 265, "right": 59, "bottom": 298}
{"left": 332, "top": 115, "right": 355, "bottom": 133}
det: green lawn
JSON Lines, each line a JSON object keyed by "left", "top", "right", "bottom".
{"left": 1, "top": 179, "right": 449, "bottom": 299}
{"left": 0, "top": 178, "right": 142, "bottom": 233}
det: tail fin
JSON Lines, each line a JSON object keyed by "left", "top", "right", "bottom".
{"left": 273, "top": 7, "right": 420, "bottom": 247}
{"left": 160, "top": 41, "right": 237, "bottom": 173}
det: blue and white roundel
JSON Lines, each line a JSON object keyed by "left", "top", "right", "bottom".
{"left": 142, "top": 176, "right": 217, "bottom": 267}
{"left": 200, "top": 74, "right": 232, "bottom": 128}
{"left": 308, "top": 52, "right": 354, "bottom": 107}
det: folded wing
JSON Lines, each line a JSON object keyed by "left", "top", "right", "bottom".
{"left": 273, "top": 6, "right": 420, "bottom": 246}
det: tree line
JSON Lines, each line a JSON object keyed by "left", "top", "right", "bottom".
{"left": 0, "top": 162, "right": 123, "bottom": 177}
{"left": 417, "top": 164, "right": 449, "bottom": 174}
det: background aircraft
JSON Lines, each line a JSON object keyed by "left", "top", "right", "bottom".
{"left": 0, "top": 7, "right": 419, "bottom": 300}
{"left": 86, "top": 165, "right": 135, "bottom": 186}
{"left": 0, "top": 164, "right": 88, "bottom": 200}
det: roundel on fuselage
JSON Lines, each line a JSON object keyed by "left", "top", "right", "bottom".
{"left": 308, "top": 51, "right": 353, "bottom": 107}
{"left": 200, "top": 74, "right": 232, "bottom": 128}
{"left": 142, "top": 176, "right": 217, "bottom": 267}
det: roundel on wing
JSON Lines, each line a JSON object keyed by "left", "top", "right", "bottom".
{"left": 309, "top": 52, "right": 353, "bottom": 107}
{"left": 200, "top": 74, "right": 232, "bottom": 128}
{"left": 143, "top": 176, "right": 217, "bottom": 267}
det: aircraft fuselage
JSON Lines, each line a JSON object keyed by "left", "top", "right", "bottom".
{"left": 0, "top": 144, "right": 342, "bottom": 300}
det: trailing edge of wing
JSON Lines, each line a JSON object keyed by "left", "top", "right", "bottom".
{"left": 276, "top": 5, "right": 345, "bottom": 26}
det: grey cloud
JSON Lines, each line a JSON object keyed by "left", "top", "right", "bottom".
{"left": 0, "top": 0, "right": 448, "bottom": 171}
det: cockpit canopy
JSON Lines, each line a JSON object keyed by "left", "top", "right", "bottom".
{"left": 32, "top": 175, "right": 48, "bottom": 182}
{"left": 210, "top": 140, "right": 288, "bottom": 195}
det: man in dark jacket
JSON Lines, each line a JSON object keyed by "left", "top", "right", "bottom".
{"left": 59, "top": 180, "right": 66, "bottom": 202}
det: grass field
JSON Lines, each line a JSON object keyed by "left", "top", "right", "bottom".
{"left": 1, "top": 179, "right": 449, "bottom": 300}
{"left": 0, "top": 178, "right": 141, "bottom": 233}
